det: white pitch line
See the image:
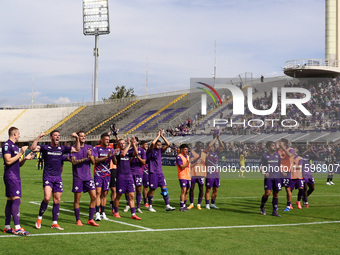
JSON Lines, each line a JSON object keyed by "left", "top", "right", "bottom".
{"left": 1, "top": 221, "right": 339, "bottom": 238}
{"left": 28, "top": 201, "right": 152, "bottom": 231}
{"left": 28, "top": 194, "right": 340, "bottom": 203}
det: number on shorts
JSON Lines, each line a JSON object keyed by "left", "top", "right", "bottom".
{"left": 277, "top": 183, "right": 282, "bottom": 189}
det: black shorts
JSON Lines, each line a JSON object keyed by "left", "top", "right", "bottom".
{"left": 110, "top": 169, "right": 117, "bottom": 188}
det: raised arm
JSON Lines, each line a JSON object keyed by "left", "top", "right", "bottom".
{"left": 160, "top": 129, "right": 170, "bottom": 152}
{"left": 70, "top": 132, "right": 80, "bottom": 153}
{"left": 30, "top": 132, "right": 45, "bottom": 151}
{"left": 149, "top": 130, "right": 161, "bottom": 151}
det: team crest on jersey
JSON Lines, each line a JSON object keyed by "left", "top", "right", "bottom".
{"left": 4, "top": 145, "right": 8, "bottom": 151}
{"left": 58, "top": 147, "right": 61, "bottom": 150}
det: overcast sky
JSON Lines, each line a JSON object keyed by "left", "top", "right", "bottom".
{"left": 0, "top": 0, "right": 325, "bottom": 107}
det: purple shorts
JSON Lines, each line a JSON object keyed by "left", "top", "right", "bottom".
{"left": 4, "top": 178, "right": 22, "bottom": 198}
{"left": 304, "top": 177, "right": 315, "bottom": 185}
{"left": 133, "top": 174, "right": 143, "bottom": 187}
{"left": 116, "top": 179, "right": 135, "bottom": 194}
{"left": 264, "top": 178, "right": 282, "bottom": 191}
{"left": 94, "top": 175, "right": 110, "bottom": 191}
{"left": 191, "top": 176, "right": 205, "bottom": 186}
{"left": 72, "top": 179, "right": 95, "bottom": 193}
{"left": 43, "top": 176, "right": 63, "bottom": 193}
{"left": 179, "top": 179, "right": 191, "bottom": 189}
{"left": 149, "top": 172, "right": 167, "bottom": 189}
{"left": 206, "top": 178, "right": 220, "bottom": 188}
{"left": 282, "top": 178, "right": 291, "bottom": 188}
{"left": 290, "top": 179, "right": 304, "bottom": 191}
{"left": 143, "top": 173, "right": 149, "bottom": 187}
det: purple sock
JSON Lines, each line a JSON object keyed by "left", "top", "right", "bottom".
{"left": 198, "top": 197, "right": 203, "bottom": 205}
{"left": 297, "top": 189, "right": 304, "bottom": 201}
{"left": 39, "top": 200, "right": 49, "bottom": 217}
{"left": 143, "top": 197, "right": 147, "bottom": 204}
{"left": 184, "top": 200, "right": 187, "bottom": 206}
{"left": 180, "top": 202, "right": 184, "bottom": 208}
{"left": 304, "top": 196, "right": 309, "bottom": 203}
{"left": 136, "top": 193, "right": 142, "bottom": 209}
{"left": 190, "top": 197, "right": 194, "bottom": 204}
{"left": 211, "top": 199, "right": 216, "bottom": 205}
{"left": 125, "top": 194, "right": 129, "bottom": 205}
{"left": 206, "top": 200, "right": 209, "bottom": 205}
{"left": 260, "top": 195, "right": 268, "bottom": 209}
{"left": 148, "top": 196, "right": 153, "bottom": 206}
{"left": 272, "top": 197, "right": 279, "bottom": 212}
{"left": 5, "top": 200, "right": 13, "bottom": 225}
{"left": 131, "top": 207, "right": 136, "bottom": 215}
{"left": 95, "top": 206, "right": 100, "bottom": 213}
{"left": 52, "top": 203, "right": 60, "bottom": 222}
{"left": 163, "top": 196, "right": 170, "bottom": 206}
{"left": 12, "top": 199, "right": 21, "bottom": 226}
{"left": 114, "top": 207, "right": 119, "bottom": 213}
{"left": 89, "top": 207, "right": 95, "bottom": 220}
{"left": 287, "top": 201, "right": 291, "bottom": 207}
{"left": 74, "top": 208, "right": 80, "bottom": 221}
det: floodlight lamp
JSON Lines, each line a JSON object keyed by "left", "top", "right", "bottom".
{"left": 83, "top": 0, "right": 110, "bottom": 36}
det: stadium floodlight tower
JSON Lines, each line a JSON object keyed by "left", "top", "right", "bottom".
{"left": 82, "top": 0, "right": 110, "bottom": 104}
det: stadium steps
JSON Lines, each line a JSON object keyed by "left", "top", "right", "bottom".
{"left": 124, "top": 94, "right": 188, "bottom": 135}
{"left": 44, "top": 106, "right": 87, "bottom": 134}
{"left": 0, "top": 109, "right": 27, "bottom": 137}
{"left": 86, "top": 100, "right": 140, "bottom": 135}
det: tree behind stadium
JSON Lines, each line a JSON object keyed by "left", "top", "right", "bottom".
{"left": 104, "top": 85, "right": 136, "bottom": 100}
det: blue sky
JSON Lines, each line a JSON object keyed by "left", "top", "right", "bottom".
{"left": 0, "top": 0, "right": 324, "bottom": 107}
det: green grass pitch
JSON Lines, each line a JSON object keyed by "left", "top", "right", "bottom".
{"left": 0, "top": 160, "right": 339, "bottom": 254}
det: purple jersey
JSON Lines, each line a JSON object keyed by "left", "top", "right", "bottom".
{"left": 116, "top": 150, "right": 134, "bottom": 180}
{"left": 301, "top": 153, "right": 314, "bottom": 179}
{"left": 92, "top": 146, "right": 112, "bottom": 177}
{"left": 71, "top": 144, "right": 93, "bottom": 181}
{"left": 129, "top": 147, "right": 146, "bottom": 175}
{"left": 206, "top": 151, "right": 219, "bottom": 178}
{"left": 260, "top": 152, "right": 282, "bottom": 179}
{"left": 148, "top": 148, "right": 163, "bottom": 174}
{"left": 40, "top": 144, "right": 71, "bottom": 177}
{"left": 2, "top": 139, "right": 20, "bottom": 180}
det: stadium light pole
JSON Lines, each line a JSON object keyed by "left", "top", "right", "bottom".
{"left": 82, "top": 0, "right": 110, "bottom": 104}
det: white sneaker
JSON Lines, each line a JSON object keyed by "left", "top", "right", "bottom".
{"left": 148, "top": 207, "right": 157, "bottom": 212}
{"left": 101, "top": 212, "right": 108, "bottom": 220}
{"left": 206, "top": 204, "right": 210, "bottom": 209}
{"left": 210, "top": 204, "right": 219, "bottom": 209}
{"left": 326, "top": 182, "right": 331, "bottom": 185}
{"left": 330, "top": 181, "right": 335, "bottom": 185}
{"left": 166, "top": 205, "right": 176, "bottom": 211}
{"left": 95, "top": 212, "right": 101, "bottom": 221}
{"left": 137, "top": 208, "right": 143, "bottom": 214}
{"left": 123, "top": 205, "right": 130, "bottom": 212}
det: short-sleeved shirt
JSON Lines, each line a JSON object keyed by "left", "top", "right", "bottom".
{"left": 190, "top": 150, "right": 207, "bottom": 177}
{"left": 260, "top": 152, "right": 282, "bottom": 179}
{"left": 92, "top": 146, "right": 112, "bottom": 177}
{"left": 71, "top": 144, "right": 93, "bottom": 181}
{"left": 2, "top": 139, "right": 20, "bottom": 180}
{"left": 206, "top": 151, "right": 219, "bottom": 178}
{"left": 278, "top": 147, "right": 294, "bottom": 173}
{"left": 291, "top": 155, "right": 303, "bottom": 179}
{"left": 176, "top": 153, "right": 190, "bottom": 180}
{"left": 40, "top": 144, "right": 72, "bottom": 177}
{"left": 116, "top": 150, "right": 134, "bottom": 180}
{"left": 129, "top": 147, "right": 146, "bottom": 175}
{"left": 302, "top": 153, "right": 314, "bottom": 178}
{"left": 148, "top": 148, "right": 163, "bottom": 174}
